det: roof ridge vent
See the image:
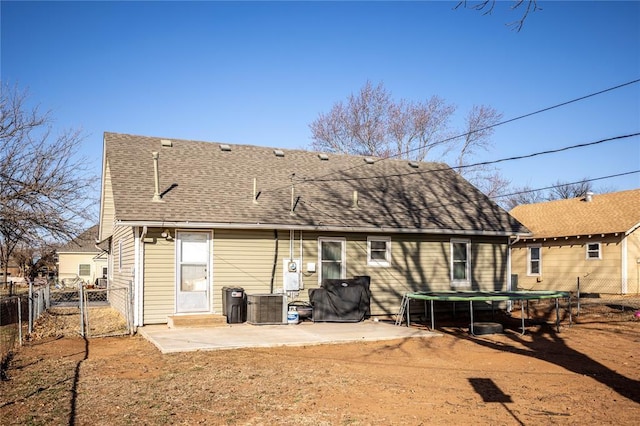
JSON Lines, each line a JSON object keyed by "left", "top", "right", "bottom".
{"left": 318, "top": 153, "right": 329, "bottom": 161}
{"left": 220, "top": 144, "right": 231, "bottom": 152}
{"left": 408, "top": 161, "right": 419, "bottom": 168}
{"left": 274, "top": 149, "right": 285, "bottom": 157}
{"left": 364, "top": 157, "right": 375, "bottom": 164}
{"left": 160, "top": 139, "right": 173, "bottom": 147}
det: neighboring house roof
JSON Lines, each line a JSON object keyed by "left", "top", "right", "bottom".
{"left": 509, "top": 189, "right": 640, "bottom": 240}
{"left": 101, "top": 132, "right": 529, "bottom": 236}
{"left": 58, "top": 225, "right": 100, "bottom": 253}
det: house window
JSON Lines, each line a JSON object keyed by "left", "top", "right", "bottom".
{"left": 318, "top": 238, "right": 346, "bottom": 283}
{"left": 586, "top": 242, "right": 601, "bottom": 259}
{"left": 367, "top": 236, "right": 391, "bottom": 267}
{"left": 450, "top": 239, "right": 471, "bottom": 287}
{"left": 78, "top": 264, "right": 91, "bottom": 277}
{"left": 528, "top": 245, "right": 541, "bottom": 276}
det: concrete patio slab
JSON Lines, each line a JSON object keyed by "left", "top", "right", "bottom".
{"left": 138, "top": 320, "right": 440, "bottom": 354}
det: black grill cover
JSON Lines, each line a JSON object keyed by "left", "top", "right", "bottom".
{"left": 309, "top": 276, "right": 371, "bottom": 322}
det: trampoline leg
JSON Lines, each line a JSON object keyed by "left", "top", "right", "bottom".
{"left": 520, "top": 301, "right": 525, "bottom": 335}
{"left": 470, "top": 300, "right": 475, "bottom": 336}
{"left": 568, "top": 295, "right": 573, "bottom": 326}
{"left": 555, "top": 298, "right": 560, "bottom": 333}
{"left": 430, "top": 300, "right": 435, "bottom": 330}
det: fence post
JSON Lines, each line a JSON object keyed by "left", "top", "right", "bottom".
{"left": 79, "top": 285, "right": 85, "bottom": 337}
{"left": 28, "top": 280, "right": 33, "bottom": 334}
{"left": 17, "top": 296, "right": 22, "bottom": 346}
{"left": 576, "top": 276, "right": 581, "bottom": 317}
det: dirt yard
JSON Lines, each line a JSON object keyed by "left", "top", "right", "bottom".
{"left": 1, "top": 306, "right": 639, "bottom": 425}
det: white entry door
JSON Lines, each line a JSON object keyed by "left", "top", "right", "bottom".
{"left": 176, "top": 231, "right": 210, "bottom": 313}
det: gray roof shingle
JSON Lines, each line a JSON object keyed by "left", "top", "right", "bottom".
{"left": 58, "top": 225, "right": 100, "bottom": 253}
{"left": 104, "top": 132, "right": 528, "bottom": 235}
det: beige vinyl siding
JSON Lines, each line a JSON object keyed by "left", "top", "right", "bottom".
{"left": 99, "top": 163, "right": 115, "bottom": 241}
{"left": 109, "top": 225, "right": 135, "bottom": 319}
{"left": 143, "top": 229, "right": 176, "bottom": 324}
{"left": 296, "top": 232, "right": 509, "bottom": 316}
{"left": 213, "top": 229, "right": 280, "bottom": 314}
{"left": 471, "top": 237, "right": 509, "bottom": 291}
{"left": 511, "top": 236, "right": 623, "bottom": 292}
{"left": 137, "top": 228, "right": 512, "bottom": 323}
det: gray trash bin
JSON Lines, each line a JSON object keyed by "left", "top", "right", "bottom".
{"left": 222, "top": 287, "right": 246, "bottom": 323}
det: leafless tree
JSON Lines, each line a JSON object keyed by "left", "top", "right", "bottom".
{"left": 310, "top": 81, "right": 509, "bottom": 194}
{"left": 310, "top": 81, "right": 456, "bottom": 161}
{"left": 501, "top": 185, "right": 547, "bottom": 210}
{"left": 454, "top": 0, "right": 542, "bottom": 31}
{"left": 548, "top": 179, "right": 593, "bottom": 200}
{"left": 502, "top": 179, "right": 596, "bottom": 210}
{"left": 454, "top": 105, "right": 508, "bottom": 196}
{"left": 0, "top": 82, "right": 96, "bottom": 284}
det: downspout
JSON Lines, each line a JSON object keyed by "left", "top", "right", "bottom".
{"left": 135, "top": 226, "right": 147, "bottom": 330}
{"left": 270, "top": 230, "right": 278, "bottom": 294}
{"left": 621, "top": 234, "right": 628, "bottom": 294}
{"left": 300, "top": 230, "right": 304, "bottom": 289}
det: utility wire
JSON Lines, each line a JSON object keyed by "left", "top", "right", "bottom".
{"left": 299, "top": 78, "right": 640, "bottom": 184}
{"left": 491, "top": 170, "right": 640, "bottom": 200}
{"left": 307, "top": 133, "right": 639, "bottom": 183}
{"left": 298, "top": 170, "right": 640, "bottom": 222}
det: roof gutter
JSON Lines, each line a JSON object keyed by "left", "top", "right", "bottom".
{"left": 114, "top": 220, "right": 531, "bottom": 238}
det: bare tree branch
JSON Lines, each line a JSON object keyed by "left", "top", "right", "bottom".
{"left": 0, "top": 82, "right": 97, "bottom": 283}
{"left": 455, "top": 0, "right": 542, "bottom": 31}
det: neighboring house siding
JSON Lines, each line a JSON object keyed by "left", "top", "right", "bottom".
{"left": 143, "top": 229, "right": 175, "bottom": 324}
{"left": 626, "top": 228, "right": 640, "bottom": 294}
{"left": 58, "top": 253, "right": 105, "bottom": 283}
{"left": 512, "top": 236, "right": 623, "bottom": 292}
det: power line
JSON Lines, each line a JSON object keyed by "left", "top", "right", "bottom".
{"left": 298, "top": 170, "right": 640, "bottom": 223}
{"left": 300, "top": 78, "right": 640, "bottom": 184}
{"left": 491, "top": 170, "right": 640, "bottom": 200}
{"left": 306, "top": 133, "right": 639, "bottom": 183}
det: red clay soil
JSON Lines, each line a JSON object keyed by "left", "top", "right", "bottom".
{"left": 1, "top": 307, "right": 639, "bottom": 425}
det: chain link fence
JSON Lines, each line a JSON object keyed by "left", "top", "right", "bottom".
{"left": 575, "top": 277, "right": 640, "bottom": 316}
{"left": 515, "top": 275, "right": 640, "bottom": 316}
{"left": 1, "top": 280, "right": 133, "bottom": 366}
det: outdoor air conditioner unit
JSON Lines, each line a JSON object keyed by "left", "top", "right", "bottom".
{"left": 247, "top": 294, "right": 286, "bottom": 325}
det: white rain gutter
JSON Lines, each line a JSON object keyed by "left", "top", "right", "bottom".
{"left": 115, "top": 220, "right": 531, "bottom": 238}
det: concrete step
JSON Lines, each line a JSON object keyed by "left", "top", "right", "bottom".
{"left": 167, "top": 314, "right": 228, "bottom": 328}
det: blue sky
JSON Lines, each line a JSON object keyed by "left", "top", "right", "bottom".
{"left": 2, "top": 1, "right": 639, "bottom": 205}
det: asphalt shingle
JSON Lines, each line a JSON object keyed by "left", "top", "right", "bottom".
{"left": 104, "top": 132, "right": 528, "bottom": 235}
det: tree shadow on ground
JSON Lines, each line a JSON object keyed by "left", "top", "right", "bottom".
{"left": 439, "top": 321, "right": 640, "bottom": 404}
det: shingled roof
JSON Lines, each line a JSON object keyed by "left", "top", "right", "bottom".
{"left": 58, "top": 225, "right": 100, "bottom": 253}
{"left": 102, "top": 132, "right": 529, "bottom": 236}
{"left": 509, "top": 189, "right": 640, "bottom": 239}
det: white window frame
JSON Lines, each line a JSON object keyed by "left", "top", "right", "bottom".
{"left": 450, "top": 238, "right": 471, "bottom": 287}
{"left": 586, "top": 242, "right": 601, "bottom": 260}
{"left": 318, "top": 237, "right": 346, "bottom": 284}
{"left": 527, "top": 244, "right": 541, "bottom": 276}
{"left": 367, "top": 236, "right": 391, "bottom": 267}
{"left": 78, "top": 264, "right": 91, "bottom": 277}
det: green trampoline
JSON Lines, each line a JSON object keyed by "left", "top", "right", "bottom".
{"left": 399, "top": 290, "right": 571, "bottom": 335}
